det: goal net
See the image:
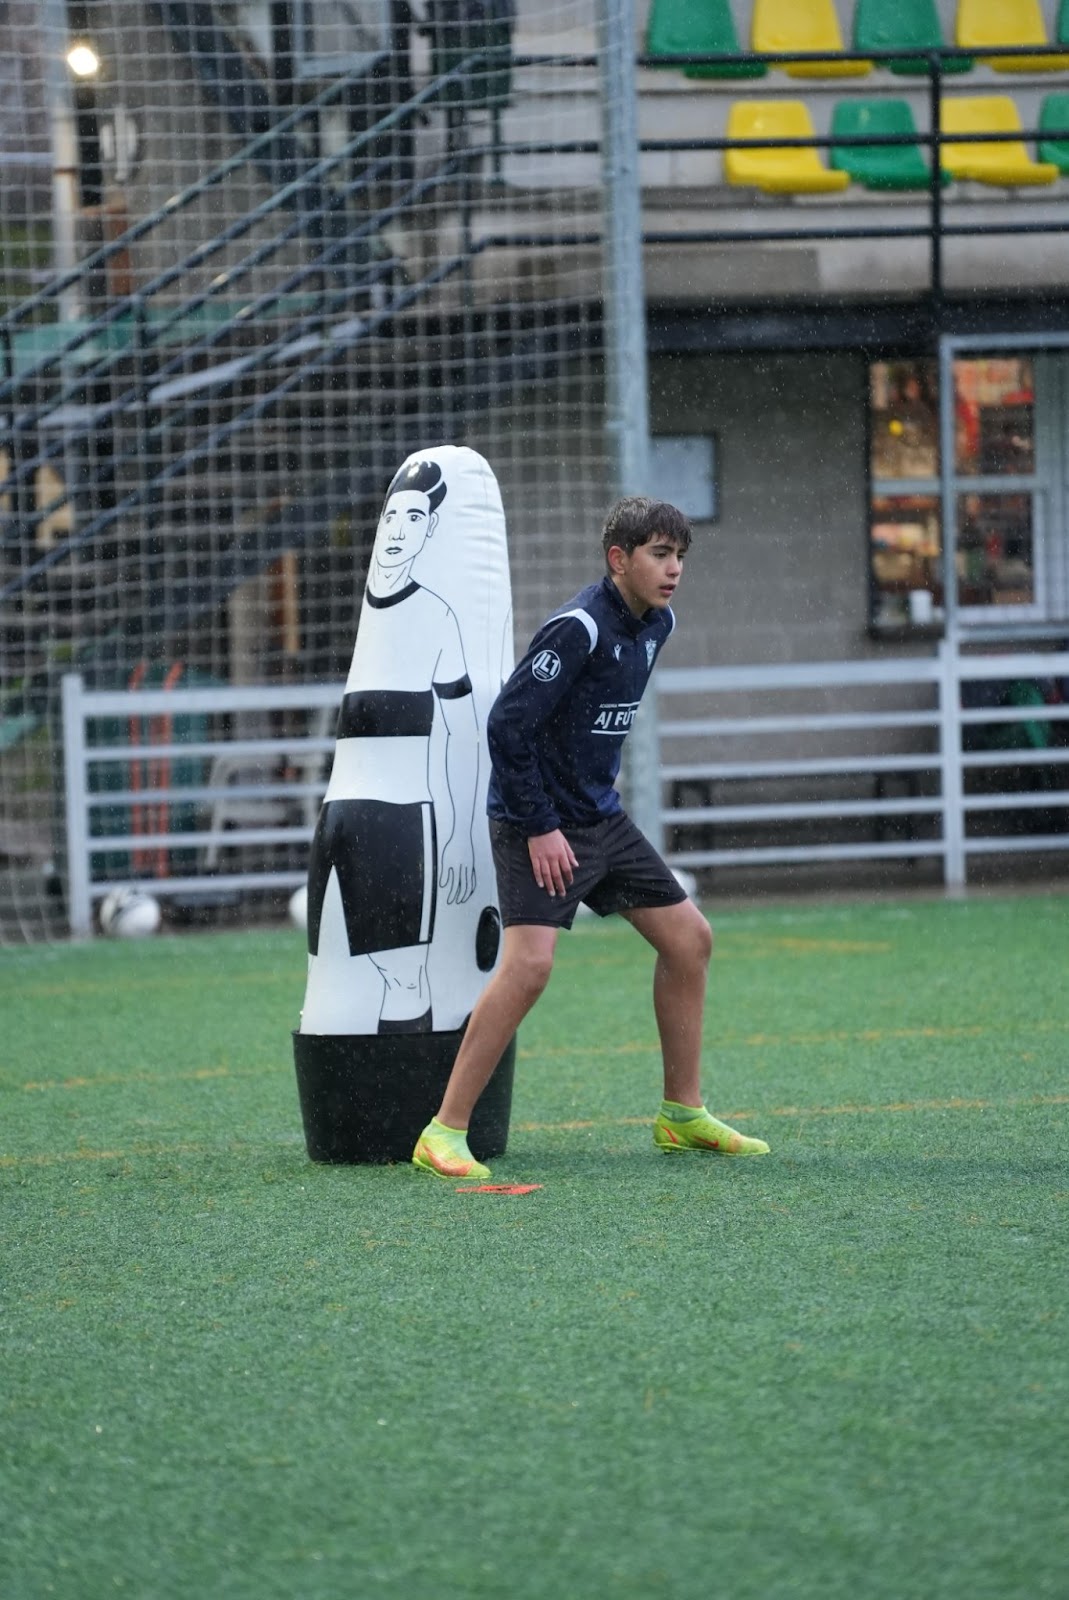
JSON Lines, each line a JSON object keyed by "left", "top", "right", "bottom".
{"left": 0, "top": 0, "right": 618, "bottom": 940}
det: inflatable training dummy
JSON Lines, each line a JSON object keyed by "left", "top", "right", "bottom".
{"left": 293, "top": 446, "right": 515, "bottom": 1162}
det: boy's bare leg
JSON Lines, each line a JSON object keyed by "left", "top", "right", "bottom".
{"left": 622, "top": 899, "right": 713, "bottom": 1105}
{"left": 436, "top": 923, "right": 559, "bottom": 1129}
{"left": 624, "top": 898, "right": 770, "bottom": 1155}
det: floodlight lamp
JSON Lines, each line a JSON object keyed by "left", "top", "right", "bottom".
{"left": 67, "top": 42, "right": 101, "bottom": 78}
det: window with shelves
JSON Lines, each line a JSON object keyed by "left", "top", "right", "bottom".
{"left": 868, "top": 356, "right": 1042, "bottom": 629}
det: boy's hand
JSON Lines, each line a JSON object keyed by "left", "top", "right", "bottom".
{"left": 527, "top": 830, "right": 579, "bottom": 897}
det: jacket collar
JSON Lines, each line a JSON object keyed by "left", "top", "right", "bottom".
{"left": 600, "top": 573, "right": 654, "bottom": 634}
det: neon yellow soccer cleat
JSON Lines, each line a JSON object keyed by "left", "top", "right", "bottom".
{"left": 412, "top": 1118, "right": 491, "bottom": 1180}
{"left": 654, "top": 1104, "right": 770, "bottom": 1156}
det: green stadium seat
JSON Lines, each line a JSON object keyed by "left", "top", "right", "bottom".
{"left": 645, "top": 0, "right": 766, "bottom": 79}
{"left": 1038, "top": 93, "right": 1069, "bottom": 171}
{"left": 853, "top": 0, "right": 973, "bottom": 74}
{"left": 752, "top": 0, "right": 872, "bottom": 77}
{"left": 1061, "top": 0, "right": 1069, "bottom": 44}
{"left": 956, "top": 0, "right": 1069, "bottom": 71}
{"left": 830, "top": 99, "right": 949, "bottom": 189}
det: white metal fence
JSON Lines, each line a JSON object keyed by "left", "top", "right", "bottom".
{"left": 656, "top": 642, "right": 1069, "bottom": 886}
{"left": 62, "top": 642, "right": 1069, "bottom": 935}
{"left": 61, "top": 674, "right": 341, "bottom": 935}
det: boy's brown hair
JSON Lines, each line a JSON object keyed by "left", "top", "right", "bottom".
{"left": 601, "top": 496, "right": 692, "bottom": 560}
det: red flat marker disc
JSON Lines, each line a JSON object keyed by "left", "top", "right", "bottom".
{"left": 456, "top": 1183, "right": 543, "bottom": 1194}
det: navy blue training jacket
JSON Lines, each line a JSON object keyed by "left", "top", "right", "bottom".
{"left": 486, "top": 575, "right": 675, "bottom": 837}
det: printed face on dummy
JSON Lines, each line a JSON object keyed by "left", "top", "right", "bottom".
{"left": 373, "top": 489, "right": 437, "bottom": 570}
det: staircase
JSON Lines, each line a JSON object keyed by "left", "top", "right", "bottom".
{"left": 0, "top": 3, "right": 602, "bottom": 935}
{"left": 0, "top": 14, "right": 546, "bottom": 688}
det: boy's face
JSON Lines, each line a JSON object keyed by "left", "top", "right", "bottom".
{"left": 609, "top": 535, "right": 685, "bottom": 617}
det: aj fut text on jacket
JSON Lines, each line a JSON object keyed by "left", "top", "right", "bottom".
{"left": 487, "top": 575, "right": 675, "bottom": 837}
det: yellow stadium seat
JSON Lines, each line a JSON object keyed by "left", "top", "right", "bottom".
{"left": 956, "top": 0, "right": 1069, "bottom": 70}
{"left": 725, "top": 100, "right": 851, "bottom": 193}
{"left": 939, "top": 95, "right": 1059, "bottom": 183}
{"left": 752, "top": 0, "right": 871, "bottom": 76}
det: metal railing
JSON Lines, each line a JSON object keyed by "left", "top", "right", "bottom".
{"left": 60, "top": 642, "right": 1069, "bottom": 933}
{"left": 506, "top": 43, "right": 1069, "bottom": 318}
{"left": 61, "top": 674, "right": 342, "bottom": 935}
{"left": 656, "top": 641, "right": 1069, "bottom": 886}
{"left": 0, "top": 52, "right": 391, "bottom": 362}
{"left": 0, "top": 52, "right": 487, "bottom": 584}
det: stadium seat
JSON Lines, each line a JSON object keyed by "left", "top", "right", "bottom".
{"left": 725, "top": 100, "right": 851, "bottom": 193}
{"left": 751, "top": 0, "right": 871, "bottom": 77}
{"left": 645, "top": 0, "right": 766, "bottom": 78}
{"left": 939, "top": 95, "right": 1059, "bottom": 184}
{"left": 853, "top": 0, "right": 973, "bottom": 73}
{"left": 956, "top": 0, "right": 1069, "bottom": 70}
{"left": 1038, "top": 92, "right": 1069, "bottom": 171}
{"left": 830, "top": 99, "right": 948, "bottom": 190}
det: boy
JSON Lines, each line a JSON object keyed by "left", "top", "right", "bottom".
{"left": 412, "top": 495, "right": 770, "bottom": 1178}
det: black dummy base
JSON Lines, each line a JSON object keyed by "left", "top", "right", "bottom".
{"left": 292, "top": 1024, "right": 515, "bottom": 1164}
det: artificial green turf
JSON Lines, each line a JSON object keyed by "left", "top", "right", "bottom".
{"left": 2, "top": 894, "right": 1068, "bottom": 1599}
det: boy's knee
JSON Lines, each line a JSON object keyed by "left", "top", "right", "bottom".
{"left": 694, "top": 916, "right": 714, "bottom": 965}
{"left": 672, "top": 905, "right": 713, "bottom": 970}
{"left": 505, "top": 943, "right": 555, "bottom": 1000}
{"left": 676, "top": 914, "right": 712, "bottom": 972}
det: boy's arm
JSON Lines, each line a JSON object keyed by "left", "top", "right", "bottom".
{"left": 487, "top": 612, "right": 594, "bottom": 839}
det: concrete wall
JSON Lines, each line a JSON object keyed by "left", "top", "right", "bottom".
{"left": 471, "top": 349, "right": 885, "bottom": 676}
{"left": 465, "top": 363, "right": 614, "bottom": 649}
{"left": 649, "top": 350, "right": 873, "bottom": 667}
{"left": 464, "top": 349, "right": 892, "bottom": 674}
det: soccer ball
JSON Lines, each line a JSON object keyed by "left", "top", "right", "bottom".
{"left": 288, "top": 884, "right": 308, "bottom": 932}
{"left": 99, "top": 886, "right": 162, "bottom": 939}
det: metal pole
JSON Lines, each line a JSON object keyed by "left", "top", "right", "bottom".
{"left": 42, "top": 0, "right": 84, "bottom": 325}
{"left": 597, "top": 0, "right": 661, "bottom": 845}
{"left": 928, "top": 51, "right": 943, "bottom": 327}
{"left": 62, "top": 674, "right": 93, "bottom": 936}
{"left": 938, "top": 639, "right": 966, "bottom": 889}
{"left": 938, "top": 334, "right": 957, "bottom": 640}
{"left": 936, "top": 337, "right": 965, "bottom": 889}
{"left": 598, "top": 0, "right": 650, "bottom": 499}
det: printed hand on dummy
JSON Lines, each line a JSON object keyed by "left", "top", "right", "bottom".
{"left": 440, "top": 835, "right": 476, "bottom": 904}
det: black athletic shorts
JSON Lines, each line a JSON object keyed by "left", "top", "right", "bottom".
{"left": 489, "top": 810, "right": 687, "bottom": 930}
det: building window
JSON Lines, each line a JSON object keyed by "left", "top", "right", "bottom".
{"left": 868, "top": 356, "right": 1038, "bottom": 629}
{"left": 649, "top": 435, "right": 718, "bottom": 523}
